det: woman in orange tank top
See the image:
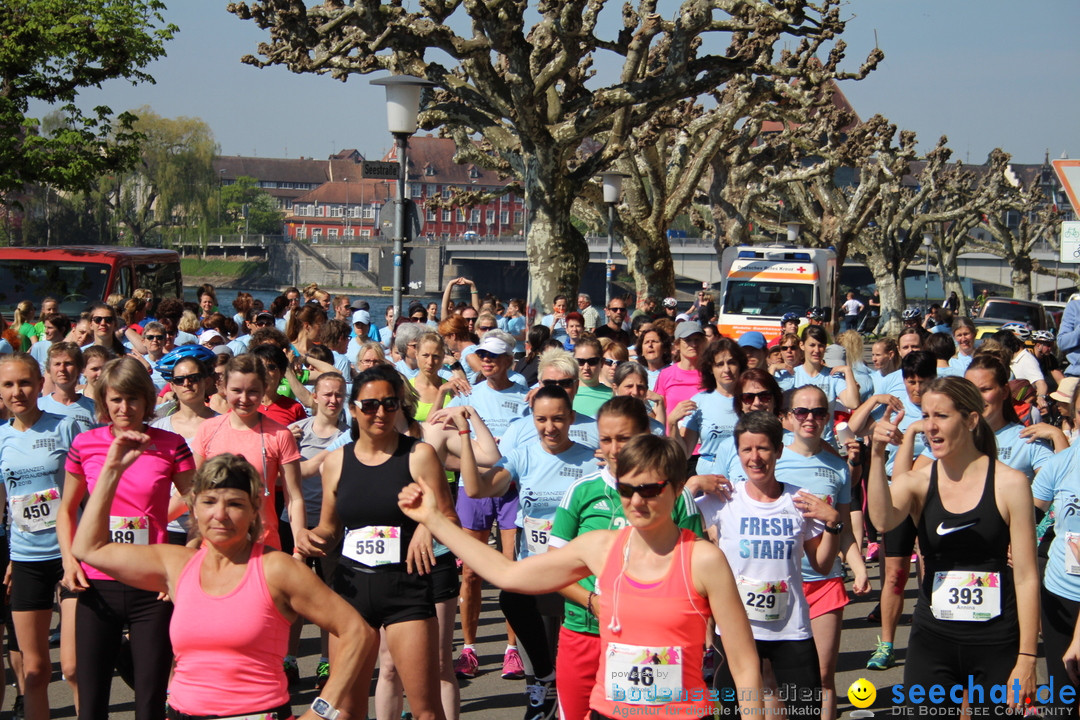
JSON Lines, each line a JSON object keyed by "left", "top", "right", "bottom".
{"left": 399, "top": 431, "right": 765, "bottom": 719}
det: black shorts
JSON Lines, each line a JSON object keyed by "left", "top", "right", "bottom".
{"left": 431, "top": 553, "right": 460, "bottom": 604}
{"left": 332, "top": 560, "right": 435, "bottom": 629}
{"left": 10, "top": 558, "right": 63, "bottom": 612}
{"left": 884, "top": 516, "right": 917, "bottom": 557}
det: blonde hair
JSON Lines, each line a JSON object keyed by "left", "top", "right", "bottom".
{"left": 0, "top": 352, "right": 42, "bottom": 384}
{"left": 178, "top": 310, "right": 200, "bottom": 333}
{"left": 186, "top": 454, "right": 264, "bottom": 543}
{"left": 838, "top": 330, "right": 865, "bottom": 369}
{"left": 12, "top": 300, "right": 33, "bottom": 327}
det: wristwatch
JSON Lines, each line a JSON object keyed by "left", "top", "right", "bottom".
{"left": 823, "top": 521, "right": 844, "bottom": 536}
{"left": 311, "top": 697, "right": 340, "bottom": 720}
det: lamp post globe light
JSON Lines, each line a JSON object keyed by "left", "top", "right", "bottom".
{"left": 371, "top": 75, "right": 436, "bottom": 318}
{"left": 600, "top": 172, "right": 628, "bottom": 307}
{"left": 922, "top": 231, "right": 933, "bottom": 310}
{"left": 786, "top": 222, "right": 802, "bottom": 243}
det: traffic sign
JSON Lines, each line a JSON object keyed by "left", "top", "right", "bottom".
{"left": 1061, "top": 221, "right": 1080, "bottom": 264}
{"left": 363, "top": 161, "right": 398, "bottom": 179}
{"left": 1052, "top": 159, "right": 1080, "bottom": 216}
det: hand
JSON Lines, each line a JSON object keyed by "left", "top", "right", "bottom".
{"left": 668, "top": 400, "right": 697, "bottom": 425}
{"left": 398, "top": 477, "right": 440, "bottom": 526}
{"left": 1006, "top": 658, "right": 1037, "bottom": 712}
{"left": 687, "top": 474, "right": 732, "bottom": 500}
{"left": 871, "top": 407, "right": 906, "bottom": 451}
{"left": 844, "top": 440, "right": 862, "bottom": 466}
{"left": 406, "top": 525, "right": 435, "bottom": 575}
{"left": 1067, "top": 640, "right": 1080, "bottom": 685}
{"left": 290, "top": 424, "right": 303, "bottom": 442}
{"left": 852, "top": 566, "right": 871, "bottom": 595}
{"left": 873, "top": 394, "right": 905, "bottom": 414}
{"left": 61, "top": 556, "right": 89, "bottom": 593}
{"left": 445, "top": 374, "right": 471, "bottom": 398}
{"left": 104, "top": 430, "right": 153, "bottom": 473}
{"left": 793, "top": 490, "right": 839, "bottom": 526}
{"left": 1020, "top": 422, "right": 1058, "bottom": 443}
{"left": 296, "top": 528, "right": 330, "bottom": 558}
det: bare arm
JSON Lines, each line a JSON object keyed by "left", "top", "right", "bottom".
{"left": 1000, "top": 465, "right": 1039, "bottom": 706}
{"left": 848, "top": 393, "right": 902, "bottom": 437}
{"left": 280, "top": 460, "right": 306, "bottom": 554}
{"left": 835, "top": 366, "right": 860, "bottom": 410}
{"left": 57, "top": 471, "right": 90, "bottom": 592}
{"left": 284, "top": 366, "right": 314, "bottom": 408}
{"left": 866, "top": 407, "right": 920, "bottom": 533}
{"left": 296, "top": 449, "right": 345, "bottom": 558}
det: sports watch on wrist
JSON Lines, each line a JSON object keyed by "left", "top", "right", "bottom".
{"left": 311, "top": 697, "right": 340, "bottom": 720}
{"left": 823, "top": 521, "right": 844, "bottom": 536}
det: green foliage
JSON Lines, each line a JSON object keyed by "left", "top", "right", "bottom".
{"left": 181, "top": 257, "right": 268, "bottom": 282}
{"left": 0, "top": 0, "right": 176, "bottom": 196}
{"left": 214, "top": 176, "right": 284, "bottom": 235}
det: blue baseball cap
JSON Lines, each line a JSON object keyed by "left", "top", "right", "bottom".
{"left": 737, "top": 331, "right": 767, "bottom": 350}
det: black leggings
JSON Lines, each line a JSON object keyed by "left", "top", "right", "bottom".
{"left": 903, "top": 622, "right": 1018, "bottom": 715}
{"left": 1041, "top": 587, "right": 1079, "bottom": 717}
{"left": 76, "top": 579, "right": 173, "bottom": 720}
{"left": 713, "top": 637, "right": 821, "bottom": 718}
{"left": 499, "top": 590, "right": 562, "bottom": 679}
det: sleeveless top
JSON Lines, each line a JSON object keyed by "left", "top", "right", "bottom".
{"left": 169, "top": 543, "right": 291, "bottom": 715}
{"left": 915, "top": 460, "right": 1017, "bottom": 644}
{"left": 590, "top": 528, "right": 712, "bottom": 718}
{"left": 336, "top": 434, "right": 420, "bottom": 571}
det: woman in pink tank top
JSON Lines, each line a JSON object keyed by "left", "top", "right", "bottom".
{"left": 399, "top": 432, "right": 766, "bottom": 719}
{"left": 72, "top": 433, "right": 374, "bottom": 720}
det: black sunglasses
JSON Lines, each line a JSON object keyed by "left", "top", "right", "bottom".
{"left": 602, "top": 358, "right": 619, "bottom": 366}
{"left": 576, "top": 357, "right": 601, "bottom": 367}
{"left": 356, "top": 397, "right": 401, "bottom": 415}
{"left": 740, "top": 391, "right": 773, "bottom": 405}
{"left": 172, "top": 372, "right": 204, "bottom": 386}
{"left": 541, "top": 378, "right": 575, "bottom": 389}
{"left": 144, "top": 334, "right": 165, "bottom": 342}
{"left": 615, "top": 479, "right": 668, "bottom": 499}
{"left": 477, "top": 325, "right": 497, "bottom": 332}
{"left": 607, "top": 306, "right": 626, "bottom": 312}
{"left": 791, "top": 407, "right": 830, "bottom": 421}
{"left": 254, "top": 321, "right": 273, "bottom": 327}
{"left": 91, "top": 316, "right": 114, "bottom": 324}
{"left": 476, "top": 349, "right": 503, "bottom": 361}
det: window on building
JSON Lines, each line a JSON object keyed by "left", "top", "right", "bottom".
{"left": 514, "top": 211, "right": 523, "bottom": 223}
{"left": 427, "top": 184, "right": 437, "bottom": 196}
{"left": 363, "top": 205, "right": 375, "bottom": 219}
{"left": 328, "top": 228, "right": 338, "bottom": 238}
{"left": 501, "top": 211, "right": 509, "bottom": 224}
{"left": 361, "top": 229, "right": 371, "bottom": 238}
{"left": 296, "top": 227, "right": 306, "bottom": 239}
{"left": 442, "top": 209, "right": 452, "bottom": 222}
{"left": 312, "top": 228, "right": 322, "bottom": 238}
{"left": 350, "top": 252, "right": 369, "bottom": 271}
{"left": 442, "top": 187, "right": 451, "bottom": 199}
{"left": 486, "top": 210, "right": 495, "bottom": 223}
{"left": 469, "top": 166, "right": 480, "bottom": 179}
{"left": 427, "top": 208, "right": 437, "bottom": 221}
{"left": 344, "top": 228, "right": 355, "bottom": 237}
{"left": 470, "top": 209, "right": 480, "bottom": 223}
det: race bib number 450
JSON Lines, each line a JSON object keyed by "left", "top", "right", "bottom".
{"left": 11, "top": 488, "right": 60, "bottom": 533}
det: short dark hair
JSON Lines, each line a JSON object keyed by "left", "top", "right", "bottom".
{"left": 616, "top": 434, "right": 687, "bottom": 493}
{"left": 251, "top": 343, "right": 288, "bottom": 373}
{"left": 926, "top": 332, "right": 956, "bottom": 362}
{"left": 734, "top": 410, "right": 784, "bottom": 451}
{"left": 596, "top": 395, "right": 650, "bottom": 434}
{"left": 533, "top": 384, "right": 572, "bottom": 410}
{"left": 901, "top": 350, "right": 937, "bottom": 380}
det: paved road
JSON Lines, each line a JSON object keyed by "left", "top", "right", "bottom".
{"left": 31, "top": 558, "right": 1045, "bottom": 719}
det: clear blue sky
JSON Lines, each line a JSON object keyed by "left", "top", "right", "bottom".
{"left": 55, "top": 0, "right": 1079, "bottom": 166}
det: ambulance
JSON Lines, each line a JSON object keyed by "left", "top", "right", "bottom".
{"left": 717, "top": 245, "right": 837, "bottom": 342}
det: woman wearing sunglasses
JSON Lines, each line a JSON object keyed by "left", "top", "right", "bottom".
{"left": 775, "top": 325, "right": 860, "bottom": 447}
{"left": 297, "top": 367, "right": 458, "bottom": 720}
{"left": 599, "top": 340, "right": 628, "bottom": 390}
{"left": 777, "top": 385, "right": 870, "bottom": 720}
{"left": 672, "top": 337, "right": 747, "bottom": 471}
{"left": 192, "top": 355, "right": 304, "bottom": 554}
{"left": 699, "top": 410, "right": 843, "bottom": 720}
{"left": 86, "top": 302, "right": 126, "bottom": 357}
{"left": 401, "top": 431, "right": 764, "bottom": 720}
{"left": 548, "top": 396, "right": 704, "bottom": 720}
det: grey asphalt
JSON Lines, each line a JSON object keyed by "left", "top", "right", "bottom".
{"left": 31, "top": 555, "right": 1049, "bottom": 720}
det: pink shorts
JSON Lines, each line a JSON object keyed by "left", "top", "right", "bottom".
{"left": 802, "top": 577, "right": 849, "bottom": 620}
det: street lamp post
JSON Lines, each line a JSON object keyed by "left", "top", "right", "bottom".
{"left": 372, "top": 75, "right": 435, "bottom": 318}
{"left": 600, "top": 172, "right": 627, "bottom": 307}
{"left": 923, "top": 231, "right": 933, "bottom": 311}
{"left": 786, "top": 222, "right": 802, "bottom": 243}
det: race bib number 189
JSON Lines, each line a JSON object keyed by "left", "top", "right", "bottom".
{"left": 109, "top": 516, "right": 149, "bottom": 545}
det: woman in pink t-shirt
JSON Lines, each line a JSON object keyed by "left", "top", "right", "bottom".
{"left": 72, "top": 438, "right": 373, "bottom": 720}
{"left": 57, "top": 357, "right": 195, "bottom": 720}
{"left": 655, "top": 321, "right": 706, "bottom": 426}
{"left": 193, "top": 355, "right": 304, "bottom": 554}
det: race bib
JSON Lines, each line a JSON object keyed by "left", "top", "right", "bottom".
{"left": 604, "top": 643, "right": 684, "bottom": 705}
{"left": 109, "top": 516, "right": 149, "bottom": 545}
{"left": 523, "top": 516, "right": 552, "bottom": 555}
{"left": 1065, "top": 532, "right": 1080, "bottom": 576}
{"left": 11, "top": 488, "right": 60, "bottom": 533}
{"left": 343, "top": 526, "right": 400, "bottom": 567}
{"left": 930, "top": 571, "right": 1001, "bottom": 621}
{"left": 736, "top": 576, "right": 789, "bottom": 622}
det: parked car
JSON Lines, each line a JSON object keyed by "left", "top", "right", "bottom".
{"left": 977, "top": 297, "right": 1051, "bottom": 332}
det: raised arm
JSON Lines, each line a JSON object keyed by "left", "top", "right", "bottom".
{"left": 866, "top": 407, "right": 920, "bottom": 533}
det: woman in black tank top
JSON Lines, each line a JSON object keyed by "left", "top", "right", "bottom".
{"left": 867, "top": 376, "right": 1038, "bottom": 713}
{"left": 295, "top": 367, "right": 458, "bottom": 720}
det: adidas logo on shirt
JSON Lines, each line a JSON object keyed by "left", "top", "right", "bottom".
{"left": 592, "top": 500, "right": 610, "bottom": 511}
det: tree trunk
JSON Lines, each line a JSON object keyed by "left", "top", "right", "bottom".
{"left": 941, "top": 271, "right": 968, "bottom": 318}
{"left": 524, "top": 191, "right": 588, "bottom": 319}
{"left": 1011, "top": 255, "right": 1033, "bottom": 300}
{"left": 868, "top": 258, "right": 907, "bottom": 337}
{"left": 621, "top": 220, "right": 676, "bottom": 299}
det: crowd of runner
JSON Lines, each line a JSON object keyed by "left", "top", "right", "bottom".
{"left": 0, "top": 280, "right": 1079, "bottom": 720}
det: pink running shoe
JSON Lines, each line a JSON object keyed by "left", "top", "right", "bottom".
{"left": 502, "top": 647, "right": 525, "bottom": 679}
{"left": 864, "top": 542, "right": 879, "bottom": 562}
{"left": 454, "top": 647, "right": 479, "bottom": 678}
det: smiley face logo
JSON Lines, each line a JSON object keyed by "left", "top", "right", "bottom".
{"left": 848, "top": 677, "right": 877, "bottom": 709}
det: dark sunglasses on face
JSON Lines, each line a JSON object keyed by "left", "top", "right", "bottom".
{"left": 144, "top": 334, "right": 165, "bottom": 342}
{"left": 477, "top": 325, "right": 497, "bottom": 332}
{"left": 615, "top": 479, "right": 668, "bottom": 499}
{"left": 791, "top": 407, "right": 829, "bottom": 421}
{"left": 541, "top": 378, "right": 575, "bottom": 389}
{"left": 781, "top": 345, "right": 798, "bottom": 351}
{"left": 172, "top": 373, "right": 204, "bottom": 386}
{"left": 356, "top": 397, "right": 401, "bottom": 414}
{"left": 476, "top": 349, "right": 503, "bottom": 361}
{"left": 576, "top": 357, "right": 601, "bottom": 367}
{"left": 254, "top": 321, "right": 273, "bottom": 327}
{"left": 608, "top": 307, "right": 626, "bottom": 313}
{"left": 602, "top": 358, "right": 619, "bottom": 366}
{"left": 91, "top": 316, "right": 114, "bottom": 324}
{"left": 740, "top": 391, "right": 773, "bottom": 405}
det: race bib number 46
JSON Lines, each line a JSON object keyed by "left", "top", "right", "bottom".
{"left": 109, "top": 516, "right": 149, "bottom": 545}
{"left": 11, "top": 488, "right": 60, "bottom": 533}
{"left": 343, "top": 526, "right": 401, "bottom": 567}
{"left": 930, "top": 570, "right": 1001, "bottom": 621}
{"left": 605, "top": 643, "right": 684, "bottom": 705}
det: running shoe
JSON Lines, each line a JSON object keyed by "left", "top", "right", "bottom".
{"left": 866, "top": 638, "right": 895, "bottom": 670}
{"left": 864, "top": 542, "right": 879, "bottom": 562}
{"left": 454, "top": 647, "right": 479, "bottom": 678}
{"left": 502, "top": 647, "right": 525, "bottom": 679}
{"left": 315, "top": 661, "right": 330, "bottom": 690}
{"left": 524, "top": 678, "right": 557, "bottom": 720}
{"left": 12, "top": 695, "right": 23, "bottom": 720}
{"left": 283, "top": 658, "right": 301, "bottom": 688}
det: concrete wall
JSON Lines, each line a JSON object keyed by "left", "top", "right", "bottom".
{"left": 269, "top": 241, "right": 443, "bottom": 293}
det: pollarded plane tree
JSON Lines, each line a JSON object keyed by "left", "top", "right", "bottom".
{"left": 229, "top": 0, "right": 860, "bottom": 310}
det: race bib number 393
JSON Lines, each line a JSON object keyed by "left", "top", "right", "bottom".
{"left": 930, "top": 570, "right": 1001, "bottom": 621}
